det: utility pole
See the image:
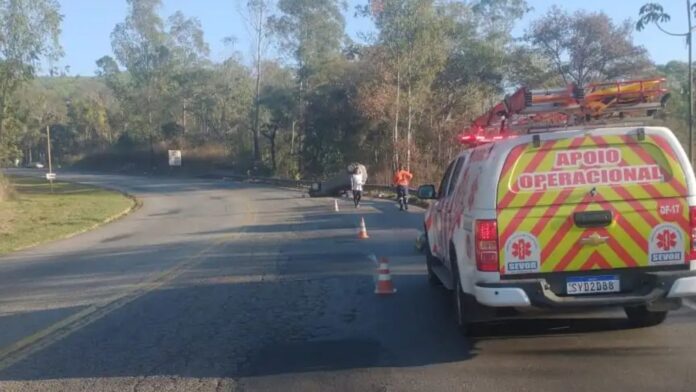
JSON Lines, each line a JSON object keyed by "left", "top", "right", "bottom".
{"left": 46, "top": 124, "right": 54, "bottom": 192}
{"left": 183, "top": 100, "right": 187, "bottom": 133}
{"left": 252, "top": 0, "right": 264, "bottom": 164}
{"left": 46, "top": 124, "right": 52, "bottom": 174}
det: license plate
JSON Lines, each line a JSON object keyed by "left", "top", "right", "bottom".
{"left": 566, "top": 275, "right": 620, "bottom": 295}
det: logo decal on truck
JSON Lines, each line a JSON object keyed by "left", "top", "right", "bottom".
{"left": 504, "top": 232, "right": 540, "bottom": 274}
{"left": 648, "top": 223, "right": 684, "bottom": 265}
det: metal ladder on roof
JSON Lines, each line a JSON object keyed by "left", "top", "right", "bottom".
{"left": 460, "top": 77, "right": 671, "bottom": 145}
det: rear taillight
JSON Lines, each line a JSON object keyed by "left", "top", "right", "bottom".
{"left": 690, "top": 206, "right": 696, "bottom": 261}
{"left": 475, "top": 220, "right": 499, "bottom": 272}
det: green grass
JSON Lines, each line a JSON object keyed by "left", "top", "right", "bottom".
{"left": 0, "top": 176, "right": 135, "bottom": 255}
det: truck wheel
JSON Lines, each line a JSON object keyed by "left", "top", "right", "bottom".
{"left": 452, "top": 264, "right": 471, "bottom": 335}
{"left": 624, "top": 306, "right": 667, "bottom": 327}
{"left": 425, "top": 237, "right": 441, "bottom": 287}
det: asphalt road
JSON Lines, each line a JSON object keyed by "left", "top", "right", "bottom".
{"left": 1, "top": 170, "right": 696, "bottom": 391}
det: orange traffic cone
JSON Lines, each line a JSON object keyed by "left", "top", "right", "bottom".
{"left": 334, "top": 199, "right": 340, "bottom": 212}
{"left": 375, "top": 257, "right": 396, "bottom": 295}
{"left": 358, "top": 217, "right": 369, "bottom": 239}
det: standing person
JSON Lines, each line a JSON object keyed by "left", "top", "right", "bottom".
{"left": 351, "top": 167, "right": 364, "bottom": 208}
{"left": 393, "top": 165, "right": 413, "bottom": 211}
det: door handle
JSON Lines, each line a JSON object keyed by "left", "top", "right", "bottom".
{"left": 574, "top": 210, "right": 613, "bottom": 228}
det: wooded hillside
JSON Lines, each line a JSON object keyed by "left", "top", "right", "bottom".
{"left": 0, "top": 0, "right": 691, "bottom": 185}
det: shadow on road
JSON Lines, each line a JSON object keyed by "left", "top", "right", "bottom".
{"left": 470, "top": 317, "right": 633, "bottom": 340}
{"left": 0, "top": 263, "right": 645, "bottom": 382}
{"left": 190, "top": 202, "right": 423, "bottom": 237}
{"left": 0, "top": 242, "right": 479, "bottom": 382}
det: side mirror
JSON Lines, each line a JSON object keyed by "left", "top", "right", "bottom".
{"left": 417, "top": 185, "right": 437, "bottom": 200}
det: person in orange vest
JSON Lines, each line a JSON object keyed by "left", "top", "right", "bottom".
{"left": 393, "top": 165, "right": 413, "bottom": 211}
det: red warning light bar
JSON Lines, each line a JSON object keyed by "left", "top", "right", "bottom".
{"left": 458, "top": 133, "right": 516, "bottom": 148}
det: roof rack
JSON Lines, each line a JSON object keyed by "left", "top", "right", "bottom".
{"left": 459, "top": 77, "right": 670, "bottom": 146}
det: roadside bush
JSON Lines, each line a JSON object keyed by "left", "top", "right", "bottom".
{"left": 72, "top": 142, "right": 235, "bottom": 174}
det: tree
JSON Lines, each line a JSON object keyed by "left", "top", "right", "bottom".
{"left": 472, "top": 0, "right": 528, "bottom": 37}
{"left": 0, "top": 0, "right": 63, "bottom": 163}
{"left": 361, "top": 0, "right": 412, "bottom": 169}
{"left": 256, "top": 60, "right": 295, "bottom": 173}
{"left": 166, "top": 10, "right": 210, "bottom": 133}
{"left": 363, "top": 0, "right": 441, "bottom": 169}
{"left": 105, "top": 0, "right": 209, "bottom": 167}
{"left": 359, "top": 0, "right": 528, "bottom": 175}
{"left": 656, "top": 61, "right": 689, "bottom": 147}
{"left": 110, "top": 0, "right": 168, "bottom": 166}
{"left": 66, "top": 96, "right": 112, "bottom": 148}
{"left": 270, "top": 0, "right": 346, "bottom": 174}
{"left": 182, "top": 58, "right": 253, "bottom": 151}
{"left": 259, "top": 84, "right": 294, "bottom": 171}
{"left": 637, "top": 1, "right": 696, "bottom": 162}
{"left": 301, "top": 59, "right": 368, "bottom": 177}
{"left": 240, "top": 0, "right": 275, "bottom": 164}
{"left": 526, "top": 6, "right": 653, "bottom": 85}
{"left": 167, "top": 11, "right": 209, "bottom": 66}
{"left": 379, "top": 1, "right": 448, "bottom": 170}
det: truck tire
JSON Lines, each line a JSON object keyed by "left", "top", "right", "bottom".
{"left": 425, "top": 235, "right": 441, "bottom": 287}
{"left": 624, "top": 306, "right": 667, "bottom": 327}
{"left": 451, "top": 258, "right": 472, "bottom": 336}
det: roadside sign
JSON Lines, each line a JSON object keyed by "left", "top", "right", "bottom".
{"left": 45, "top": 173, "right": 56, "bottom": 181}
{"left": 168, "top": 150, "right": 182, "bottom": 167}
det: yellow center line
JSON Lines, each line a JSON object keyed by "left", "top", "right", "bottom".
{"left": 0, "top": 193, "right": 256, "bottom": 372}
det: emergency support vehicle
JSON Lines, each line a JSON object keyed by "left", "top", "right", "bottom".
{"left": 417, "top": 78, "right": 696, "bottom": 333}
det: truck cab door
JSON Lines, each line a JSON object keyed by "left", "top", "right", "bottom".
{"left": 432, "top": 160, "right": 457, "bottom": 258}
{"left": 440, "top": 156, "right": 467, "bottom": 268}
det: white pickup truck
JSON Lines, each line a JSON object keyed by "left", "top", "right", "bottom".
{"left": 418, "top": 126, "right": 696, "bottom": 334}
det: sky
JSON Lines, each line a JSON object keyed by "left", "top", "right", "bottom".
{"left": 57, "top": 0, "right": 691, "bottom": 76}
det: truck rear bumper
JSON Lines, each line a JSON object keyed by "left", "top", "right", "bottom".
{"left": 667, "top": 275, "right": 696, "bottom": 298}
{"left": 474, "top": 286, "right": 532, "bottom": 307}
{"left": 475, "top": 270, "right": 696, "bottom": 308}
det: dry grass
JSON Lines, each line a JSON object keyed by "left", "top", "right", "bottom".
{"left": 72, "top": 143, "right": 234, "bottom": 174}
{"left": 183, "top": 144, "right": 230, "bottom": 165}
{"left": 0, "top": 173, "right": 14, "bottom": 202}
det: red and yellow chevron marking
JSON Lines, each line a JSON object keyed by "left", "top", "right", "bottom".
{"left": 496, "top": 134, "right": 689, "bottom": 273}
